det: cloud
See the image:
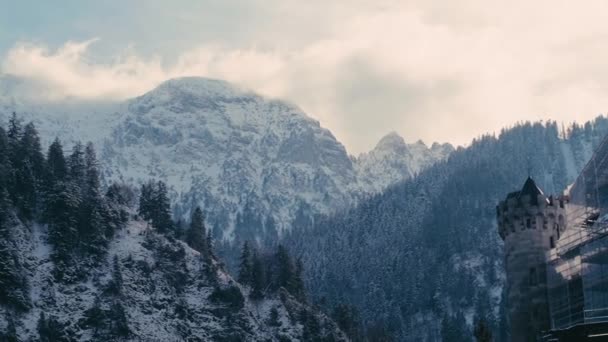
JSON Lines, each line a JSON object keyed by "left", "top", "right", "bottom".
{"left": 3, "top": 1, "right": 608, "bottom": 154}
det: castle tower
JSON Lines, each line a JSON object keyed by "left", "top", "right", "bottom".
{"left": 497, "top": 177, "right": 567, "bottom": 341}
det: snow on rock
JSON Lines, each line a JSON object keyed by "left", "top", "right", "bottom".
{"left": 355, "top": 132, "right": 453, "bottom": 193}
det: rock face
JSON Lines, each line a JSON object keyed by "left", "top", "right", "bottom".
{"left": 104, "top": 78, "right": 358, "bottom": 240}
{"left": 0, "top": 75, "right": 451, "bottom": 242}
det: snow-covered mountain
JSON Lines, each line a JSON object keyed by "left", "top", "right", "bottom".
{"left": 355, "top": 132, "right": 453, "bottom": 193}
{"left": 0, "top": 75, "right": 451, "bottom": 241}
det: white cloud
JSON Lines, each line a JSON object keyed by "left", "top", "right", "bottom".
{"left": 3, "top": 1, "right": 608, "bottom": 154}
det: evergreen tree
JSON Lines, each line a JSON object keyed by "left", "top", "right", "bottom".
{"left": 474, "top": 319, "right": 493, "bottom": 342}
{"left": 37, "top": 312, "right": 69, "bottom": 342}
{"left": 268, "top": 307, "right": 281, "bottom": 327}
{"left": 138, "top": 180, "right": 174, "bottom": 233}
{"left": 153, "top": 180, "right": 173, "bottom": 233}
{"left": 109, "top": 302, "right": 130, "bottom": 338}
{"left": 0, "top": 127, "right": 9, "bottom": 190}
{"left": 205, "top": 227, "right": 215, "bottom": 260}
{"left": 7, "top": 112, "right": 22, "bottom": 153}
{"left": 440, "top": 313, "right": 468, "bottom": 342}
{"left": 250, "top": 250, "right": 265, "bottom": 299}
{"left": 46, "top": 138, "right": 68, "bottom": 185}
{"left": 6, "top": 113, "right": 23, "bottom": 205}
{"left": 2, "top": 316, "right": 18, "bottom": 342}
{"left": 0, "top": 188, "right": 30, "bottom": 311}
{"left": 107, "top": 255, "right": 123, "bottom": 296}
{"left": 332, "top": 304, "right": 361, "bottom": 340}
{"left": 16, "top": 122, "right": 45, "bottom": 218}
{"left": 186, "top": 206, "right": 206, "bottom": 254}
{"left": 46, "top": 181, "right": 81, "bottom": 280}
{"left": 238, "top": 241, "right": 252, "bottom": 285}
{"left": 275, "top": 245, "right": 294, "bottom": 292}
{"left": 138, "top": 180, "right": 155, "bottom": 222}
{"left": 21, "top": 122, "right": 45, "bottom": 180}
{"left": 292, "top": 257, "right": 306, "bottom": 302}
{"left": 84, "top": 142, "right": 101, "bottom": 199}
{"left": 79, "top": 143, "right": 108, "bottom": 258}
{"left": 68, "top": 142, "right": 86, "bottom": 190}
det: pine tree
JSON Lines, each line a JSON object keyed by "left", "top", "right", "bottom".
{"left": 7, "top": 112, "right": 22, "bottom": 152}
{"left": 4, "top": 115, "right": 43, "bottom": 218}
{"left": 153, "top": 180, "right": 173, "bottom": 233}
{"left": 138, "top": 180, "right": 174, "bottom": 233}
{"left": 37, "top": 312, "right": 68, "bottom": 342}
{"left": 21, "top": 122, "right": 45, "bottom": 179}
{"left": 107, "top": 255, "right": 123, "bottom": 296}
{"left": 46, "top": 181, "right": 81, "bottom": 280}
{"left": 0, "top": 188, "right": 30, "bottom": 311}
{"left": 275, "top": 245, "right": 294, "bottom": 291}
{"left": 16, "top": 122, "right": 45, "bottom": 218}
{"left": 474, "top": 319, "right": 493, "bottom": 342}
{"left": 238, "top": 241, "right": 252, "bottom": 285}
{"left": 205, "top": 229, "right": 215, "bottom": 260}
{"left": 6, "top": 113, "right": 23, "bottom": 204}
{"left": 292, "top": 257, "right": 306, "bottom": 302}
{"left": 0, "top": 126, "right": 9, "bottom": 190}
{"left": 46, "top": 138, "right": 68, "bottom": 185}
{"left": 186, "top": 206, "right": 206, "bottom": 254}
{"left": 269, "top": 307, "right": 281, "bottom": 326}
{"left": 2, "top": 315, "right": 18, "bottom": 342}
{"left": 79, "top": 143, "right": 108, "bottom": 258}
{"left": 332, "top": 304, "right": 361, "bottom": 340}
{"left": 250, "top": 250, "right": 265, "bottom": 299}
{"left": 138, "top": 180, "right": 155, "bottom": 222}
{"left": 68, "top": 142, "right": 86, "bottom": 189}
{"left": 84, "top": 142, "right": 101, "bottom": 199}
{"left": 109, "top": 302, "right": 130, "bottom": 338}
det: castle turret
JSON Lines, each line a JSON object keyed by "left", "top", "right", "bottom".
{"left": 497, "top": 177, "right": 567, "bottom": 341}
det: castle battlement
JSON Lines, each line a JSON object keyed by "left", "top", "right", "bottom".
{"left": 497, "top": 191, "right": 567, "bottom": 242}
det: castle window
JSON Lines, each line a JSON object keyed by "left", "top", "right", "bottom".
{"left": 529, "top": 267, "right": 538, "bottom": 286}
{"left": 557, "top": 229, "right": 560, "bottom": 239}
{"left": 526, "top": 218, "right": 531, "bottom": 228}
{"left": 550, "top": 236, "right": 555, "bottom": 249}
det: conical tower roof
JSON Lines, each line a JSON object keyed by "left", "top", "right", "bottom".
{"left": 520, "top": 177, "right": 544, "bottom": 197}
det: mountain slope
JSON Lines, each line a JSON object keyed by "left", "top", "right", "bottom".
{"left": 1, "top": 209, "right": 347, "bottom": 341}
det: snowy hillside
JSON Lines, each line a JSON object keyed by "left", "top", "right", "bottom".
{"left": 1, "top": 211, "right": 347, "bottom": 341}
{"left": 0, "top": 75, "right": 450, "bottom": 242}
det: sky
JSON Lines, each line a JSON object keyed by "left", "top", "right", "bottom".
{"left": 2, "top": 1, "right": 608, "bottom": 154}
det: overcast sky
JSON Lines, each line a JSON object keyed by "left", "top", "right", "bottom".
{"left": 2, "top": 0, "right": 608, "bottom": 154}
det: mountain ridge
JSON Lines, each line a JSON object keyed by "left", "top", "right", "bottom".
{"left": 0, "top": 75, "right": 450, "bottom": 242}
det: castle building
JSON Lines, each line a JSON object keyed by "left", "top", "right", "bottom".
{"left": 497, "top": 177, "right": 567, "bottom": 341}
{"left": 498, "top": 136, "right": 608, "bottom": 341}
